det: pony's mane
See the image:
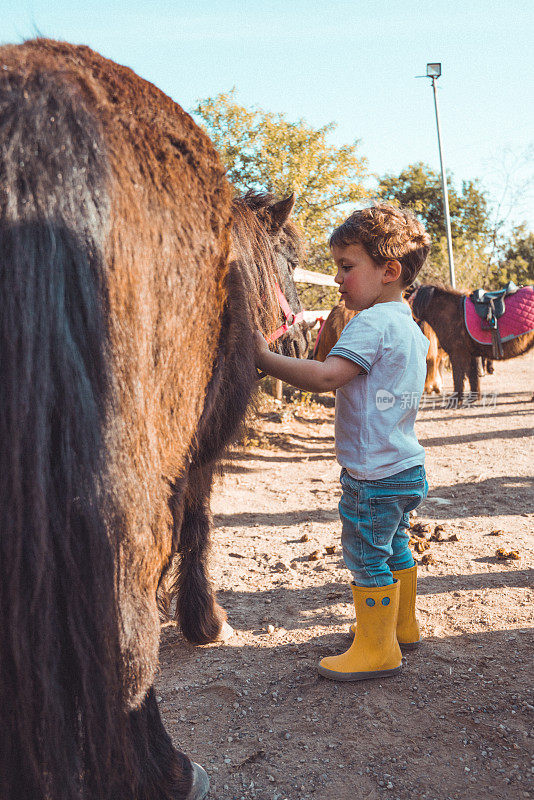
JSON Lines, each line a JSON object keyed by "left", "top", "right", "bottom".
{"left": 422, "top": 282, "right": 465, "bottom": 297}
{"left": 231, "top": 191, "right": 300, "bottom": 337}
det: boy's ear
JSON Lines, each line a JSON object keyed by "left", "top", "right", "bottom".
{"left": 383, "top": 259, "right": 403, "bottom": 284}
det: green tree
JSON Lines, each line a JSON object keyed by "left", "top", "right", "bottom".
{"left": 494, "top": 225, "right": 534, "bottom": 286}
{"left": 194, "top": 90, "right": 370, "bottom": 307}
{"left": 377, "top": 162, "right": 492, "bottom": 289}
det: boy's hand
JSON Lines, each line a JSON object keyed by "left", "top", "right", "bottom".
{"left": 254, "top": 330, "right": 269, "bottom": 368}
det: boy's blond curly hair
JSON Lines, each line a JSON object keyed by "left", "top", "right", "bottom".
{"left": 329, "top": 203, "right": 430, "bottom": 286}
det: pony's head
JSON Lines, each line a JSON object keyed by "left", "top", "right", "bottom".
{"left": 410, "top": 284, "right": 437, "bottom": 321}
{"left": 411, "top": 283, "right": 464, "bottom": 323}
{"left": 231, "top": 192, "right": 310, "bottom": 359}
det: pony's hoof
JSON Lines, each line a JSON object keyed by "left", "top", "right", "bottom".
{"left": 186, "top": 762, "right": 210, "bottom": 800}
{"left": 216, "top": 620, "right": 234, "bottom": 642}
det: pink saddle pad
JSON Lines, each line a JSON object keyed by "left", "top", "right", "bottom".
{"left": 464, "top": 286, "right": 534, "bottom": 345}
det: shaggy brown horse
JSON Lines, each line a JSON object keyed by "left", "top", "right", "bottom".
{"left": 313, "top": 302, "right": 354, "bottom": 362}
{"left": 412, "top": 284, "right": 534, "bottom": 403}
{"left": 0, "top": 39, "right": 307, "bottom": 800}
{"left": 158, "top": 190, "right": 309, "bottom": 639}
{"left": 314, "top": 301, "right": 445, "bottom": 394}
{"left": 419, "top": 319, "right": 445, "bottom": 394}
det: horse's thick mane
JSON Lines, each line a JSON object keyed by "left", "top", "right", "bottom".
{"left": 231, "top": 191, "right": 300, "bottom": 337}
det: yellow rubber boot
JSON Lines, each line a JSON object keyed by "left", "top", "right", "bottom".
{"left": 319, "top": 582, "right": 402, "bottom": 681}
{"left": 391, "top": 565, "right": 421, "bottom": 649}
{"left": 349, "top": 564, "right": 421, "bottom": 649}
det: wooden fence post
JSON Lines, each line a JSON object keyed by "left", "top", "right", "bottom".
{"left": 263, "top": 376, "right": 284, "bottom": 400}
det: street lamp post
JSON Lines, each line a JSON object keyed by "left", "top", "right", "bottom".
{"left": 426, "top": 63, "right": 456, "bottom": 288}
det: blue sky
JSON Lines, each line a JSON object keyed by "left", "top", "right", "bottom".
{"left": 2, "top": 0, "right": 533, "bottom": 231}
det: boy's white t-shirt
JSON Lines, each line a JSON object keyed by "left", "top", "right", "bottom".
{"left": 329, "top": 301, "right": 429, "bottom": 480}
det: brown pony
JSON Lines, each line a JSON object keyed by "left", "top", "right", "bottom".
{"left": 314, "top": 301, "right": 445, "bottom": 394}
{"left": 411, "top": 284, "right": 534, "bottom": 403}
{"left": 419, "top": 319, "right": 445, "bottom": 394}
{"left": 0, "top": 39, "right": 307, "bottom": 800}
{"left": 313, "top": 302, "right": 354, "bottom": 363}
{"left": 158, "top": 190, "right": 309, "bottom": 638}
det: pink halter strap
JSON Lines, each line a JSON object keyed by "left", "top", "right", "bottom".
{"left": 266, "top": 283, "right": 305, "bottom": 343}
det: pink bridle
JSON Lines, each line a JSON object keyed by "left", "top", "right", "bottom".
{"left": 266, "top": 282, "right": 305, "bottom": 344}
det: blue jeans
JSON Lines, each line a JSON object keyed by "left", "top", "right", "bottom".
{"left": 339, "top": 465, "right": 428, "bottom": 588}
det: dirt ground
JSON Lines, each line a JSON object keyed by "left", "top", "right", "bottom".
{"left": 156, "top": 353, "right": 534, "bottom": 800}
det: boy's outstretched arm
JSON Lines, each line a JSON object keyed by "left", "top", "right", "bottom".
{"left": 254, "top": 331, "right": 362, "bottom": 393}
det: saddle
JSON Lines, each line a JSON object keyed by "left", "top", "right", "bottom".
{"left": 469, "top": 281, "right": 518, "bottom": 357}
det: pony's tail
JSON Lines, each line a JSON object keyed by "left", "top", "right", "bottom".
{"left": 0, "top": 61, "right": 131, "bottom": 799}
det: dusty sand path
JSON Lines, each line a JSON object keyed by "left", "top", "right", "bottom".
{"left": 157, "top": 352, "right": 534, "bottom": 800}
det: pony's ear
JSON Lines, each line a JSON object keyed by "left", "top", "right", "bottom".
{"left": 268, "top": 193, "right": 295, "bottom": 232}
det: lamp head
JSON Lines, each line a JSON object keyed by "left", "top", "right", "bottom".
{"left": 426, "top": 62, "right": 442, "bottom": 78}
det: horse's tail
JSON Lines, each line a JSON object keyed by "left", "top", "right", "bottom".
{"left": 0, "top": 60, "right": 131, "bottom": 799}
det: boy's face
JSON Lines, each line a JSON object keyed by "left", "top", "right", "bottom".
{"left": 331, "top": 242, "right": 391, "bottom": 311}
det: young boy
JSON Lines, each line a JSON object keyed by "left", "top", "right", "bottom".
{"left": 254, "top": 203, "right": 431, "bottom": 682}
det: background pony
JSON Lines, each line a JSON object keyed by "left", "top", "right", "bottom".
{"left": 314, "top": 301, "right": 445, "bottom": 394}
{"left": 412, "top": 284, "right": 534, "bottom": 404}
